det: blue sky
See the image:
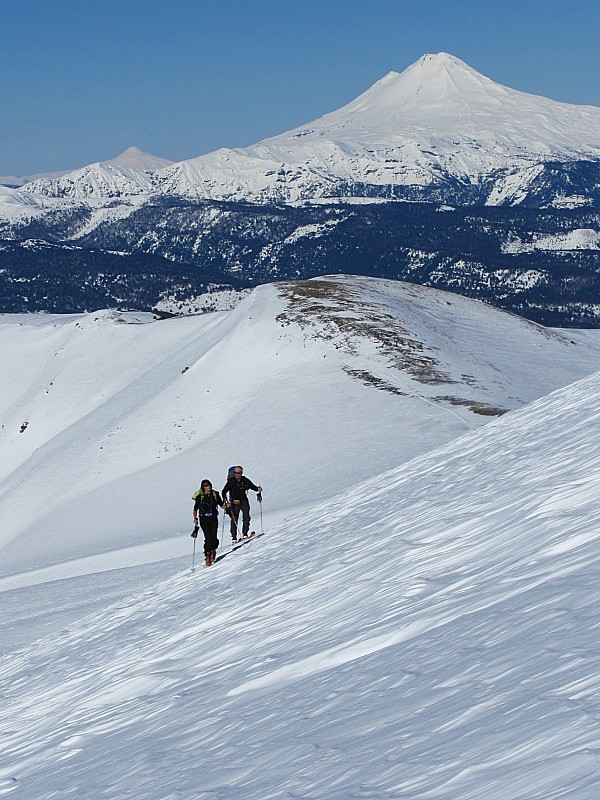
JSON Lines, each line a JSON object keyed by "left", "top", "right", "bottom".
{"left": 2, "top": 0, "right": 599, "bottom": 175}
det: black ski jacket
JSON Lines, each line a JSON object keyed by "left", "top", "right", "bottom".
{"left": 194, "top": 490, "right": 224, "bottom": 518}
{"left": 222, "top": 476, "right": 259, "bottom": 504}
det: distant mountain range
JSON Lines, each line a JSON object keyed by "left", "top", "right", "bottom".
{"left": 1, "top": 53, "right": 599, "bottom": 324}
{"left": 0, "top": 147, "right": 174, "bottom": 188}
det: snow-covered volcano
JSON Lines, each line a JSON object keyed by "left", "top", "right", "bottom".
{"left": 157, "top": 52, "right": 600, "bottom": 202}
{"left": 104, "top": 146, "right": 174, "bottom": 171}
{"left": 1, "top": 276, "right": 600, "bottom": 798}
{"left": 21, "top": 53, "right": 600, "bottom": 205}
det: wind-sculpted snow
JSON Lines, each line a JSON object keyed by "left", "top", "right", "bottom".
{"left": 0, "top": 357, "right": 599, "bottom": 798}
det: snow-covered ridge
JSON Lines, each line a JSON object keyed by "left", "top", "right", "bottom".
{"left": 24, "top": 161, "right": 158, "bottom": 199}
{"left": 1, "top": 147, "right": 173, "bottom": 190}
{"left": 16, "top": 53, "right": 600, "bottom": 207}
{"left": 2, "top": 275, "right": 600, "bottom": 580}
{"left": 0, "top": 186, "right": 87, "bottom": 234}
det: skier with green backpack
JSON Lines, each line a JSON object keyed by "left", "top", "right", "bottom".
{"left": 192, "top": 479, "right": 226, "bottom": 566}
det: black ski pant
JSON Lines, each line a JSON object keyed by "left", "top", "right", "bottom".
{"left": 199, "top": 515, "right": 219, "bottom": 554}
{"left": 229, "top": 497, "right": 250, "bottom": 538}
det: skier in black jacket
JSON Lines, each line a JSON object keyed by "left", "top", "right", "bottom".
{"left": 222, "top": 466, "right": 262, "bottom": 542}
{"left": 192, "top": 479, "right": 225, "bottom": 566}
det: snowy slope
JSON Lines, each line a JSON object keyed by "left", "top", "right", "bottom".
{"left": 18, "top": 53, "right": 600, "bottom": 206}
{"left": 0, "top": 185, "right": 74, "bottom": 226}
{"left": 0, "top": 147, "right": 171, "bottom": 226}
{"left": 23, "top": 161, "right": 157, "bottom": 199}
{"left": 1, "top": 275, "right": 600, "bottom": 585}
{"left": 503, "top": 227, "right": 600, "bottom": 253}
{"left": 1, "top": 350, "right": 599, "bottom": 798}
{"left": 1, "top": 147, "right": 172, "bottom": 191}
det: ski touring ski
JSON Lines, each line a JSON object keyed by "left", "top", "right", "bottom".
{"left": 189, "top": 531, "right": 264, "bottom": 572}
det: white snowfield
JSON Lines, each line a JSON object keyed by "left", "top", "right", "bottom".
{"left": 0, "top": 186, "right": 69, "bottom": 222}
{"left": 1, "top": 276, "right": 600, "bottom": 798}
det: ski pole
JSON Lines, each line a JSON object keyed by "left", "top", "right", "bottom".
{"left": 191, "top": 535, "right": 197, "bottom": 573}
{"left": 219, "top": 508, "right": 225, "bottom": 551}
{"left": 257, "top": 491, "right": 264, "bottom": 534}
{"left": 230, "top": 509, "right": 240, "bottom": 542}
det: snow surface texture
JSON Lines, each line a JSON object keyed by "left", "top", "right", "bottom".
{"left": 1, "top": 277, "right": 600, "bottom": 798}
{"left": 11, "top": 53, "right": 600, "bottom": 211}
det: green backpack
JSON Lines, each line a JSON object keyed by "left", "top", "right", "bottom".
{"left": 192, "top": 488, "right": 218, "bottom": 501}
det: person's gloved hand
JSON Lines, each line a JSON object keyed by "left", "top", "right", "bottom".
{"left": 191, "top": 525, "right": 199, "bottom": 538}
